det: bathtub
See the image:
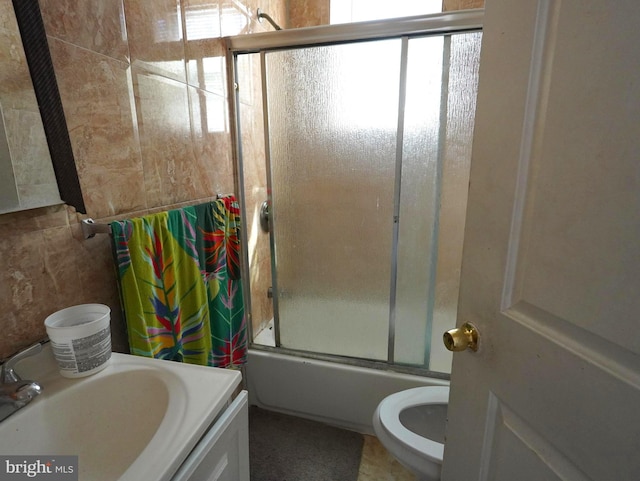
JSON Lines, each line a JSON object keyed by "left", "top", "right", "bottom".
{"left": 245, "top": 348, "right": 449, "bottom": 435}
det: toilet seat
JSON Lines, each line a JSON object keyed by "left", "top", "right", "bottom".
{"left": 375, "top": 386, "right": 449, "bottom": 463}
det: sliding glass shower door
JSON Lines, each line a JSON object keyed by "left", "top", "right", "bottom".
{"left": 232, "top": 16, "right": 482, "bottom": 371}
{"left": 265, "top": 39, "right": 402, "bottom": 360}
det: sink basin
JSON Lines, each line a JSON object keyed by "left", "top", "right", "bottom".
{"left": 0, "top": 344, "right": 241, "bottom": 481}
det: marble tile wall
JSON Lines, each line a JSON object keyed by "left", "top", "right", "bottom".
{"left": 0, "top": 0, "right": 289, "bottom": 360}
{"left": 443, "top": 0, "right": 484, "bottom": 11}
{"left": 289, "top": 0, "right": 330, "bottom": 28}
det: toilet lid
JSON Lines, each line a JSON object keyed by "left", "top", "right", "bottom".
{"left": 377, "top": 386, "right": 449, "bottom": 462}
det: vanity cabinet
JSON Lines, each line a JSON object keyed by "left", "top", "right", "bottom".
{"left": 172, "top": 390, "right": 250, "bottom": 481}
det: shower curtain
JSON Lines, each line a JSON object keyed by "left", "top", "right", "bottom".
{"left": 111, "top": 196, "right": 247, "bottom": 368}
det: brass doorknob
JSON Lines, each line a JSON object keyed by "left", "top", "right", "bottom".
{"left": 443, "top": 323, "right": 479, "bottom": 352}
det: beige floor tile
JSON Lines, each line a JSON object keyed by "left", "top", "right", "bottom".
{"left": 357, "top": 435, "right": 416, "bottom": 481}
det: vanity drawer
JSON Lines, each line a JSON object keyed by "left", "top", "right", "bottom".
{"left": 172, "top": 390, "right": 249, "bottom": 481}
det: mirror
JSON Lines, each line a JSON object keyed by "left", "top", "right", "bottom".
{"left": 1, "top": 0, "right": 85, "bottom": 214}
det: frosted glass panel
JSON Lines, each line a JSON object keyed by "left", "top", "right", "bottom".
{"left": 235, "top": 53, "right": 274, "bottom": 341}
{"left": 394, "top": 33, "right": 482, "bottom": 368}
{"left": 265, "top": 40, "right": 402, "bottom": 360}
{"left": 429, "top": 32, "right": 482, "bottom": 372}
{"left": 394, "top": 36, "right": 444, "bottom": 366}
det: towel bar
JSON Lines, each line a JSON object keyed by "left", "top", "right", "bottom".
{"left": 81, "top": 218, "right": 111, "bottom": 239}
{"left": 80, "top": 194, "right": 235, "bottom": 239}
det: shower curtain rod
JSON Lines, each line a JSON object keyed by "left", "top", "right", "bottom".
{"left": 80, "top": 194, "right": 235, "bottom": 239}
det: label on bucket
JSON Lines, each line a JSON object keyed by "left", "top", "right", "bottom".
{"left": 51, "top": 326, "right": 111, "bottom": 373}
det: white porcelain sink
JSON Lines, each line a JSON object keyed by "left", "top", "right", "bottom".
{"left": 0, "top": 344, "right": 241, "bottom": 481}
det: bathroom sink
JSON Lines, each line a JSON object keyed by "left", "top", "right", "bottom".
{"left": 0, "top": 344, "right": 241, "bottom": 481}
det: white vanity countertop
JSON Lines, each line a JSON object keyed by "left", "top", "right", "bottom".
{"left": 1, "top": 344, "right": 242, "bottom": 481}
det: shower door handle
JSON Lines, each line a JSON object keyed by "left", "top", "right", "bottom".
{"left": 443, "top": 323, "right": 479, "bottom": 352}
{"left": 259, "top": 200, "right": 270, "bottom": 233}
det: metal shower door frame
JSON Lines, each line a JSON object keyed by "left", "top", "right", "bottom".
{"left": 226, "top": 9, "right": 484, "bottom": 375}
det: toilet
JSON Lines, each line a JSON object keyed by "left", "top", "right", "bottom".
{"left": 372, "top": 386, "right": 449, "bottom": 481}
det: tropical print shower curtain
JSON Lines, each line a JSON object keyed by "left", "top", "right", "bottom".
{"left": 111, "top": 196, "right": 247, "bottom": 368}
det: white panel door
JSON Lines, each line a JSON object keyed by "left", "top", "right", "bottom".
{"left": 442, "top": 1, "right": 640, "bottom": 480}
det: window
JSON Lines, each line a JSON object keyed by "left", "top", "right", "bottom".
{"left": 330, "top": 0, "right": 442, "bottom": 24}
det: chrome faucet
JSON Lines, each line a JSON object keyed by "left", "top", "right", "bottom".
{"left": 0, "top": 343, "right": 43, "bottom": 422}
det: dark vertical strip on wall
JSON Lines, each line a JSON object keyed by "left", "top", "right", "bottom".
{"left": 11, "top": 0, "right": 86, "bottom": 214}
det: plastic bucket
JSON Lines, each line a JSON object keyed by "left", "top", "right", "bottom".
{"left": 44, "top": 304, "right": 112, "bottom": 378}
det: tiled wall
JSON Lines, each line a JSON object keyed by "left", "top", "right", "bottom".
{"left": 289, "top": 0, "right": 330, "bottom": 28}
{"left": 0, "top": 0, "right": 289, "bottom": 360}
{"left": 443, "top": 0, "right": 484, "bottom": 10}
